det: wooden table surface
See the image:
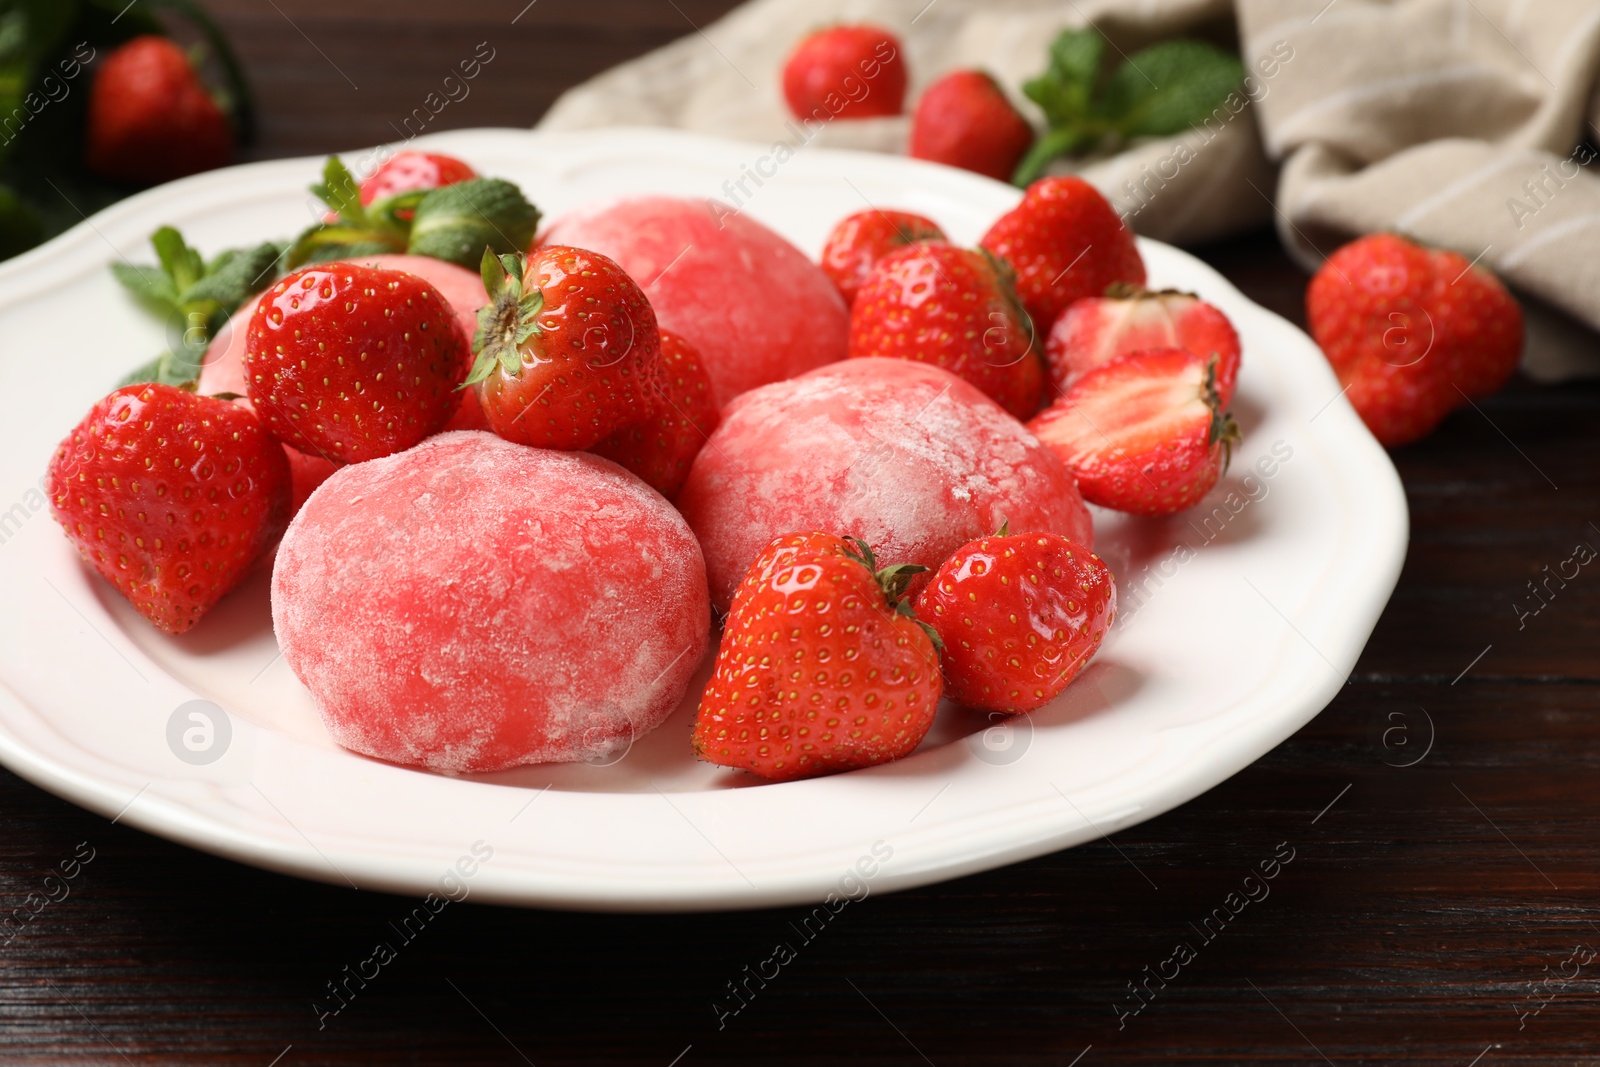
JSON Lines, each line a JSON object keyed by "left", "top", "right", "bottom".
{"left": 5, "top": 3, "right": 1599, "bottom": 1064}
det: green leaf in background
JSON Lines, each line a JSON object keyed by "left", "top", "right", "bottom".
{"left": 1023, "top": 28, "right": 1103, "bottom": 129}
{"left": 406, "top": 178, "right": 540, "bottom": 269}
{"left": 1011, "top": 26, "right": 1245, "bottom": 187}
{"left": 1101, "top": 39, "right": 1246, "bottom": 139}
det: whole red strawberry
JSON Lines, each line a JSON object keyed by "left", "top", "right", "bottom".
{"left": 910, "top": 70, "right": 1035, "bottom": 183}
{"left": 361, "top": 151, "right": 476, "bottom": 207}
{"left": 1048, "top": 285, "right": 1241, "bottom": 403}
{"left": 849, "top": 243, "right": 1045, "bottom": 420}
{"left": 693, "top": 532, "right": 943, "bottom": 781}
{"left": 244, "top": 264, "right": 468, "bottom": 464}
{"left": 820, "top": 209, "right": 946, "bottom": 306}
{"left": 980, "top": 176, "right": 1145, "bottom": 330}
{"left": 589, "top": 329, "right": 720, "bottom": 499}
{"left": 86, "top": 36, "right": 232, "bottom": 185}
{"left": 1028, "top": 348, "right": 1239, "bottom": 516}
{"left": 46, "top": 384, "right": 290, "bottom": 634}
{"left": 467, "top": 247, "right": 663, "bottom": 450}
{"left": 918, "top": 531, "right": 1115, "bottom": 713}
{"left": 782, "top": 24, "right": 906, "bottom": 121}
{"left": 1307, "top": 233, "right": 1523, "bottom": 447}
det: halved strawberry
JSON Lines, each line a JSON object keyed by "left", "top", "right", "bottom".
{"left": 1047, "top": 285, "right": 1240, "bottom": 403}
{"left": 1027, "top": 348, "right": 1238, "bottom": 516}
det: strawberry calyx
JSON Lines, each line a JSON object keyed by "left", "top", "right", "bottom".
{"left": 1202, "top": 354, "right": 1241, "bottom": 471}
{"left": 1104, "top": 282, "right": 1198, "bottom": 300}
{"left": 463, "top": 249, "right": 545, "bottom": 387}
{"left": 841, "top": 536, "right": 945, "bottom": 651}
{"left": 978, "top": 246, "right": 1039, "bottom": 360}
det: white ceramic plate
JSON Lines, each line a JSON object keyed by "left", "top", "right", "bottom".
{"left": 0, "top": 127, "right": 1406, "bottom": 911}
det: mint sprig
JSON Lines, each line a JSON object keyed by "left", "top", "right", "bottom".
{"left": 1013, "top": 28, "right": 1245, "bottom": 187}
{"left": 288, "top": 157, "right": 541, "bottom": 271}
{"left": 112, "top": 225, "right": 283, "bottom": 386}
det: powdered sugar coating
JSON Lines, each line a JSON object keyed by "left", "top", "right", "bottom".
{"left": 272, "top": 432, "right": 711, "bottom": 773}
{"left": 540, "top": 195, "right": 848, "bottom": 405}
{"left": 678, "top": 358, "right": 1094, "bottom": 612}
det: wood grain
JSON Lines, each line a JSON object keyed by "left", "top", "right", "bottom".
{"left": 3, "top": 4, "right": 1598, "bottom": 1064}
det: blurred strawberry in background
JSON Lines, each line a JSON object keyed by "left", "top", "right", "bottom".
{"left": 782, "top": 24, "right": 906, "bottom": 121}
{"left": 86, "top": 35, "right": 232, "bottom": 184}
{"left": 909, "top": 70, "right": 1034, "bottom": 182}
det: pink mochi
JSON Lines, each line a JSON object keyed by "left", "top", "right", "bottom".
{"left": 540, "top": 196, "right": 849, "bottom": 406}
{"left": 678, "top": 358, "right": 1096, "bottom": 612}
{"left": 199, "top": 253, "right": 491, "bottom": 430}
{"left": 272, "top": 432, "right": 711, "bottom": 773}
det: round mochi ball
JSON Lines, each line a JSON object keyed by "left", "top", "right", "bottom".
{"left": 272, "top": 431, "right": 711, "bottom": 773}
{"left": 540, "top": 195, "right": 849, "bottom": 406}
{"left": 678, "top": 358, "right": 1095, "bottom": 612}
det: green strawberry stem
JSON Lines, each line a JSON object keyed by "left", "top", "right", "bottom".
{"left": 842, "top": 536, "right": 945, "bottom": 651}
{"left": 463, "top": 248, "right": 544, "bottom": 387}
{"left": 1202, "top": 354, "right": 1241, "bottom": 471}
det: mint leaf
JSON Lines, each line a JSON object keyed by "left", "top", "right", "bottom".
{"left": 1013, "top": 27, "right": 1245, "bottom": 187}
{"left": 185, "top": 240, "right": 284, "bottom": 309}
{"left": 1101, "top": 39, "right": 1244, "bottom": 139}
{"left": 110, "top": 261, "right": 179, "bottom": 307}
{"left": 311, "top": 156, "right": 367, "bottom": 225}
{"left": 1023, "top": 28, "right": 1103, "bottom": 127}
{"left": 407, "top": 179, "right": 540, "bottom": 269}
{"left": 150, "top": 226, "right": 204, "bottom": 292}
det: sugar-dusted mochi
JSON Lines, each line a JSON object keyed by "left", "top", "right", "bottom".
{"left": 540, "top": 196, "right": 848, "bottom": 406}
{"left": 200, "top": 253, "right": 491, "bottom": 429}
{"left": 272, "top": 431, "right": 711, "bottom": 773}
{"left": 678, "top": 358, "right": 1095, "bottom": 612}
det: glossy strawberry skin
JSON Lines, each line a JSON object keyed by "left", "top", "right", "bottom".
{"left": 86, "top": 36, "right": 232, "bottom": 186}
{"left": 1306, "top": 233, "right": 1524, "bottom": 447}
{"left": 980, "top": 176, "right": 1146, "bottom": 331}
{"left": 360, "top": 151, "right": 476, "bottom": 206}
{"left": 46, "top": 384, "right": 290, "bottom": 634}
{"left": 476, "top": 246, "right": 664, "bottom": 451}
{"left": 243, "top": 265, "right": 468, "bottom": 464}
{"left": 693, "top": 532, "right": 942, "bottom": 781}
{"left": 909, "top": 70, "right": 1035, "bottom": 183}
{"left": 782, "top": 24, "right": 906, "bottom": 120}
{"left": 1048, "top": 288, "right": 1241, "bottom": 404}
{"left": 589, "top": 329, "right": 720, "bottom": 499}
{"left": 820, "top": 209, "right": 947, "bottom": 306}
{"left": 918, "top": 532, "right": 1115, "bottom": 713}
{"left": 848, "top": 243, "right": 1046, "bottom": 420}
{"left": 1028, "top": 348, "right": 1237, "bottom": 516}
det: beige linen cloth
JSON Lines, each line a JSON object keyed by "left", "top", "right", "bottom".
{"left": 540, "top": 0, "right": 1600, "bottom": 380}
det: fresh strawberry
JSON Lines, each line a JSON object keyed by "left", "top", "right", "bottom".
{"left": 1306, "top": 233, "right": 1524, "bottom": 447}
{"left": 1028, "top": 348, "right": 1239, "bottom": 515}
{"left": 849, "top": 242, "right": 1045, "bottom": 420}
{"left": 693, "top": 532, "right": 942, "bottom": 781}
{"left": 589, "top": 329, "right": 720, "bottom": 499}
{"left": 782, "top": 24, "right": 906, "bottom": 121}
{"left": 361, "top": 151, "right": 476, "bottom": 207}
{"left": 909, "top": 70, "right": 1035, "bottom": 183}
{"left": 820, "top": 209, "right": 946, "bottom": 306}
{"left": 243, "top": 264, "right": 468, "bottom": 464}
{"left": 86, "top": 36, "right": 232, "bottom": 186}
{"left": 980, "top": 175, "right": 1145, "bottom": 330}
{"left": 1048, "top": 285, "right": 1240, "bottom": 403}
{"left": 918, "top": 530, "right": 1115, "bottom": 713}
{"left": 46, "top": 384, "right": 290, "bottom": 634}
{"left": 466, "top": 247, "right": 663, "bottom": 450}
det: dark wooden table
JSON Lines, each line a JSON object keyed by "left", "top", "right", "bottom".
{"left": 5, "top": 3, "right": 1599, "bottom": 1063}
